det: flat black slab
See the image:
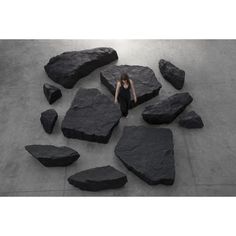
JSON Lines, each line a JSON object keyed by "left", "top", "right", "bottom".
{"left": 179, "top": 111, "right": 204, "bottom": 128}
{"left": 25, "top": 145, "right": 80, "bottom": 167}
{"left": 115, "top": 126, "right": 175, "bottom": 185}
{"left": 100, "top": 65, "right": 162, "bottom": 108}
{"left": 142, "top": 92, "right": 193, "bottom": 124}
{"left": 61, "top": 88, "right": 121, "bottom": 143}
{"left": 43, "top": 83, "right": 62, "bottom": 104}
{"left": 159, "top": 59, "right": 185, "bottom": 90}
{"left": 44, "top": 47, "right": 118, "bottom": 88}
{"left": 40, "top": 109, "right": 58, "bottom": 134}
{"left": 68, "top": 165, "right": 127, "bottom": 191}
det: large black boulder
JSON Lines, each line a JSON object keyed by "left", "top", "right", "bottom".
{"left": 25, "top": 145, "right": 80, "bottom": 167}
{"left": 43, "top": 83, "right": 62, "bottom": 104}
{"left": 61, "top": 88, "right": 121, "bottom": 143}
{"left": 159, "top": 59, "right": 185, "bottom": 90}
{"left": 44, "top": 47, "right": 118, "bottom": 89}
{"left": 178, "top": 111, "right": 204, "bottom": 129}
{"left": 68, "top": 165, "right": 127, "bottom": 191}
{"left": 100, "top": 65, "right": 162, "bottom": 108}
{"left": 142, "top": 92, "right": 193, "bottom": 124}
{"left": 40, "top": 109, "right": 58, "bottom": 134}
{"left": 115, "top": 126, "right": 175, "bottom": 185}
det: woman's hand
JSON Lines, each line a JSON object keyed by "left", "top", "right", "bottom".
{"left": 114, "top": 98, "right": 118, "bottom": 104}
{"left": 134, "top": 97, "right": 137, "bottom": 103}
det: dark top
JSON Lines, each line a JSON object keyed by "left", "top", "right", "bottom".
{"left": 119, "top": 82, "right": 131, "bottom": 100}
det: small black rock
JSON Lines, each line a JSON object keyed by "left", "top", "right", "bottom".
{"left": 25, "top": 145, "right": 80, "bottom": 167}
{"left": 179, "top": 111, "right": 204, "bottom": 128}
{"left": 68, "top": 166, "right": 127, "bottom": 191}
{"left": 40, "top": 109, "right": 58, "bottom": 134}
{"left": 43, "top": 83, "right": 62, "bottom": 104}
{"left": 159, "top": 59, "right": 185, "bottom": 90}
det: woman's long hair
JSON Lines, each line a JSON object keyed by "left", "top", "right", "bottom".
{"left": 120, "top": 73, "right": 131, "bottom": 87}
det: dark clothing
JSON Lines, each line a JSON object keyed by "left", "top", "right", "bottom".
{"left": 119, "top": 83, "right": 131, "bottom": 117}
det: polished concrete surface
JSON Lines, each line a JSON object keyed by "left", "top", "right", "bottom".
{"left": 0, "top": 40, "right": 236, "bottom": 196}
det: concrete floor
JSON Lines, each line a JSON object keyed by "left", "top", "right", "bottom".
{"left": 0, "top": 40, "right": 236, "bottom": 196}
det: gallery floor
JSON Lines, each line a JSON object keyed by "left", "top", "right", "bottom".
{"left": 0, "top": 40, "right": 236, "bottom": 196}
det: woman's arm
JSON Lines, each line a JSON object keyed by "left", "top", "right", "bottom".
{"left": 114, "top": 81, "right": 121, "bottom": 103}
{"left": 130, "top": 79, "right": 137, "bottom": 103}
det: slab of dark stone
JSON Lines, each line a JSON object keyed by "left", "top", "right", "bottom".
{"left": 115, "top": 126, "right": 175, "bottom": 185}
{"left": 43, "top": 83, "right": 62, "bottom": 104}
{"left": 61, "top": 88, "right": 121, "bottom": 143}
{"left": 68, "top": 165, "right": 127, "bottom": 191}
{"left": 159, "top": 59, "right": 185, "bottom": 90}
{"left": 25, "top": 145, "right": 80, "bottom": 167}
{"left": 142, "top": 92, "right": 193, "bottom": 124}
{"left": 179, "top": 111, "right": 204, "bottom": 129}
{"left": 100, "top": 65, "right": 162, "bottom": 108}
{"left": 44, "top": 47, "right": 118, "bottom": 89}
{"left": 40, "top": 109, "right": 58, "bottom": 134}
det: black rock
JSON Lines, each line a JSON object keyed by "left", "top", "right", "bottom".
{"left": 142, "top": 92, "right": 193, "bottom": 124}
{"left": 44, "top": 47, "right": 118, "bottom": 89}
{"left": 100, "top": 65, "right": 162, "bottom": 108}
{"left": 179, "top": 111, "right": 204, "bottom": 128}
{"left": 43, "top": 83, "right": 62, "bottom": 104}
{"left": 25, "top": 145, "right": 80, "bottom": 167}
{"left": 40, "top": 109, "right": 58, "bottom": 134}
{"left": 68, "top": 166, "right": 127, "bottom": 191}
{"left": 61, "top": 88, "right": 121, "bottom": 143}
{"left": 159, "top": 59, "right": 185, "bottom": 90}
{"left": 115, "top": 126, "right": 175, "bottom": 185}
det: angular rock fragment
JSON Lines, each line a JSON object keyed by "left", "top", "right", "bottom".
{"left": 43, "top": 83, "right": 62, "bottom": 104}
{"left": 25, "top": 145, "right": 80, "bottom": 167}
{"left": 142, "top": 92, "right": 193, "bottom": 124}
{"left": 159, "top": 59, "right": 185, "bottom": 90}
{"left": 115, "top": 126, "right": 175, "bottom": 185}
{"left": 68, "top": 166, "right": 127, "bottom": 191}
{"left": 100, "top": 65, "right": 162, "bottom": 108}
{"left": 40, "top": 109, "right": 58, "bottom": 134}
{"left": 61, "top": 88, "right": 121, "bottom": 143}
{"left": 178, "top": 111, "right": 204, "bottom": 129}
{"left": 44, "top": 47, "right": 118, "bottom": 88}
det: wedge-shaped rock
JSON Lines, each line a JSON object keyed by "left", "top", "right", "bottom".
{"left": 43, "top": 83, "right": 62, "bottom": 104}
{"left": 45, "top": 47, "right": 118, "bottom": 88}
{"left": 159, "top": 59, "right": 185, "bottom": 90}
{"left": 25, "top": 145, "right": 80, "bottom": 167}
{"left": 179, "top": 111, "right": 204, "bottom": 129}
{"left": 61, "top": 88, "right": 121, "bottom": 143}
{"left": 142, "top": 92, "right": 193, "bottom": 124}
{"left": 68, "top": 166, "right": 127, "bottom": 191}
{"left": 100, "top": 65, "right": 162, "bottom": 108}
{"left": 40, "top": 109, "right": 58, "bottom": 134}
{"left": 115, "top": 126, "right": 175, "bottom": 185}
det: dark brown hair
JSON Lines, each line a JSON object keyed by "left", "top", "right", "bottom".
{"left": 120, "top": 73, "right": 130, "bottom": 87}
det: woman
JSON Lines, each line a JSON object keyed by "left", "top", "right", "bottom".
{"left": 114, "top": 73, "right": 137, "bottom": 117}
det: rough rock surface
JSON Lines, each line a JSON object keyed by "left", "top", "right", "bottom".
{"left": 25, "top": 145, "right": 80, "bottom": 167}
{"left": 100, "top": 65, "right": 162, "bottom": 108}
{"left": 44, "top": 47, "right": 118, "bottom": 88}
{"left": 40, "top": 109, "right": 58, "bottom": 134}
{"left": 43, "top": 83, "right": 62, "bottom": 104}
{"left": 115, "top": 126, "right": 175, "bottom": 185}
{"left": 68, "top": 166, "right": 127, "bottom": 191}
{"left": 179, "top": 111, "right": 204, "bottom": 128}
{"left": 61, "top": 88, "right": 121, "bottom": 143}
{"left": 159, "top": 59, "right": 185, "bottom": 90}
{"left": 142, "top": 92, "right": 193, "bottom": 124}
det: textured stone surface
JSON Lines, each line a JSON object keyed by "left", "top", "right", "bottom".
{"left": 68, "top": 165, "right": 127, "bottom": 191}
{"left": 142, "top": 92, "right": 193, "bottom": 124}
{"left": 115, "top": 126, "right": 175, "bottom": 185}
{"left": 159, "top": 59, "right": 185, "bottom": 90}
{"left": 40, "top": 109, "right": 58, "bottom": 134}
{"left": 61, "top": 88, "right": 121, "bottom": 143}
{"left": 43, "top": 83, "right": 62, "bottom": 104}
{"left": 45, "top": 47, "right": 118, "bottom": 88}
{"left": 179, "top": 111, "right": 204, "bottom": 128}
{"left": 25, "top": 145, "right": 80, "bottom": 167}
{"left": 100, "top": 65, "right": 162, "bottom": 108}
